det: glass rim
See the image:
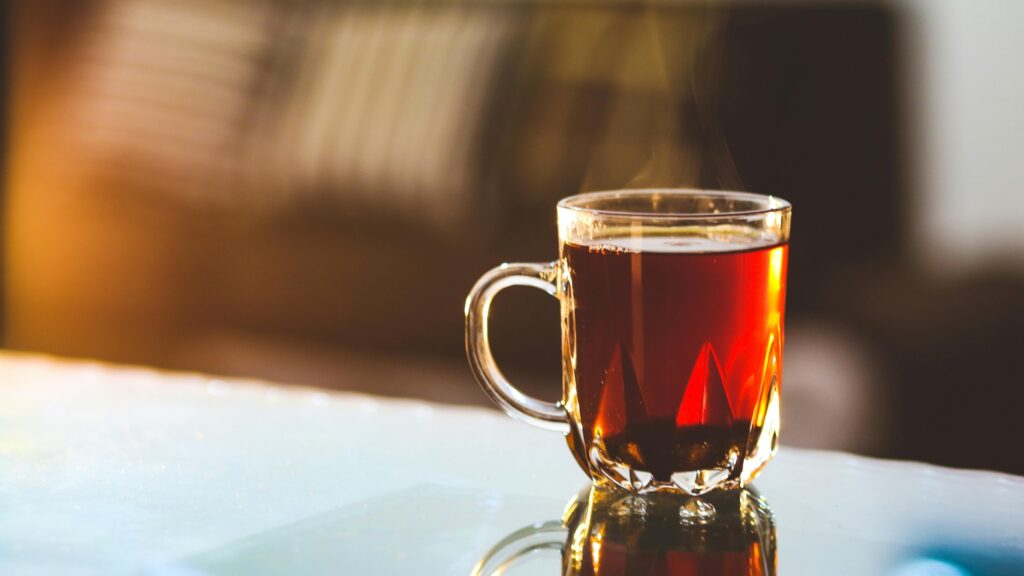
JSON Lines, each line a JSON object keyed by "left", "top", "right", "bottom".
{"left": 556, "top": 188, "right": 791, "bottom": 220}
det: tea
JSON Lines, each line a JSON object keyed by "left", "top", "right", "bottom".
{"left": 564, "top": 236, "right": 787, "bottom": 491}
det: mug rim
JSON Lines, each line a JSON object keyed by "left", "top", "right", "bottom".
{"left": 557, "top": 188, "right": 791, "bottom": 220}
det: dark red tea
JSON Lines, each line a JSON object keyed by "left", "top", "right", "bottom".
{"left": 564, "top": 237, "right": 788, "bottom": 485}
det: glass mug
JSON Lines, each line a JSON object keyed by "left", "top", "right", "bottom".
{"left": 466, "top": 189, "right": 791, "bottom": 497}
{"left": 472, "top": 484, "right": 776, "bottom": 576}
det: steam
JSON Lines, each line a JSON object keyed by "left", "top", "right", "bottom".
{"left": 578, "top": 4, "right": 743, "bottom": 193}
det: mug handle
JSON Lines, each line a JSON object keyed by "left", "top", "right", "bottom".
{"left": 465, "top": 262, "right": 570, "bottom": 432}
{"left": 470, "top": 520, "right": 567, "bottom": 576}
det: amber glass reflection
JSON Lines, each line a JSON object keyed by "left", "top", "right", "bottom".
{"left": 562, "top": 486, "right": 776, "bottom": 576}
{"left": 472, "top": 484, "right": 776, "bottom": 576}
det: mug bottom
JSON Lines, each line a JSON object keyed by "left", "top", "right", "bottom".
{"left": 588, "top": 438, "right": 744, "bottom": 496}
{"left": 572, "top": 414, "right": 779, "bottom": 496}
{"left": 566, "top": 373, "right": 782, "bottom": 496}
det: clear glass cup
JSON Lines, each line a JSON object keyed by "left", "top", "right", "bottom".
{"left": 466, "top": 189, "right": 791, "bottom": 499}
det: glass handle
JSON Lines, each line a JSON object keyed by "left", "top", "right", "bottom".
{"left": 470, "top": 521, "right": 566, "bottom": 576}
{"left": 465, "top": 262, "right": 570, "bottom": 432}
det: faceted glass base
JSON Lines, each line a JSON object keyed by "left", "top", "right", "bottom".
{"left": 568, "top": 374, "right": 781, "bottom": 496}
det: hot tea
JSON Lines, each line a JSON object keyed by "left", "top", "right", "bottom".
{"left": 564, "top": 236, "right": 787, "bottom": 492}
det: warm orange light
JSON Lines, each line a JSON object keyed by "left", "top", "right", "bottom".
{"left": 767, "top": 245, "right": 785, "bottom": 328}
{"left": 589, "top": 531, "right": 603, "bottom": 572}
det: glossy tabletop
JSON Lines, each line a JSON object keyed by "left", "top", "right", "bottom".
{"left": 0, "top": 353, "right": 1021, "bottom": 575}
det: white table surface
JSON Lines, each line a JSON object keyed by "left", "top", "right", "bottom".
{"left": 0, "top": 353, "right": 1021, "bottom": 575}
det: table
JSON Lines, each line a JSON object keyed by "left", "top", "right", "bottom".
{"left": 0, "top": 353, "right": 1021, "bottom": 575}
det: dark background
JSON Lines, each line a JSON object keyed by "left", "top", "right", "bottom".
{"left": 5, "top": 0, "right": 1023, "bottom": 474}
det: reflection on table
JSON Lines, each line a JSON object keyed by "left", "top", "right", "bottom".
{"left": 475, "top": 484, "right": 775, "bottom": 576}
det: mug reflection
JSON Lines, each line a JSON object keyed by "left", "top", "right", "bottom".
{"left": 474, "top": 484, "right": 776, "bottom": 576}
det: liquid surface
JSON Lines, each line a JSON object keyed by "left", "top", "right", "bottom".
{"left": 564, "top": 237, "right": 788, "bottom": 491}
{"left": 574, "top": 234, "right": 783, "bottom": 255}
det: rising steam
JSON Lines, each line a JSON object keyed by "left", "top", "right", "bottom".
{"left": 578, "top": 4, "right": 743, "bottom": 193}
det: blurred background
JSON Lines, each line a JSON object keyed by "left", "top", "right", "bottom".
{"left": 5, "top": 0, "right": 1023, "bottom": 474}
